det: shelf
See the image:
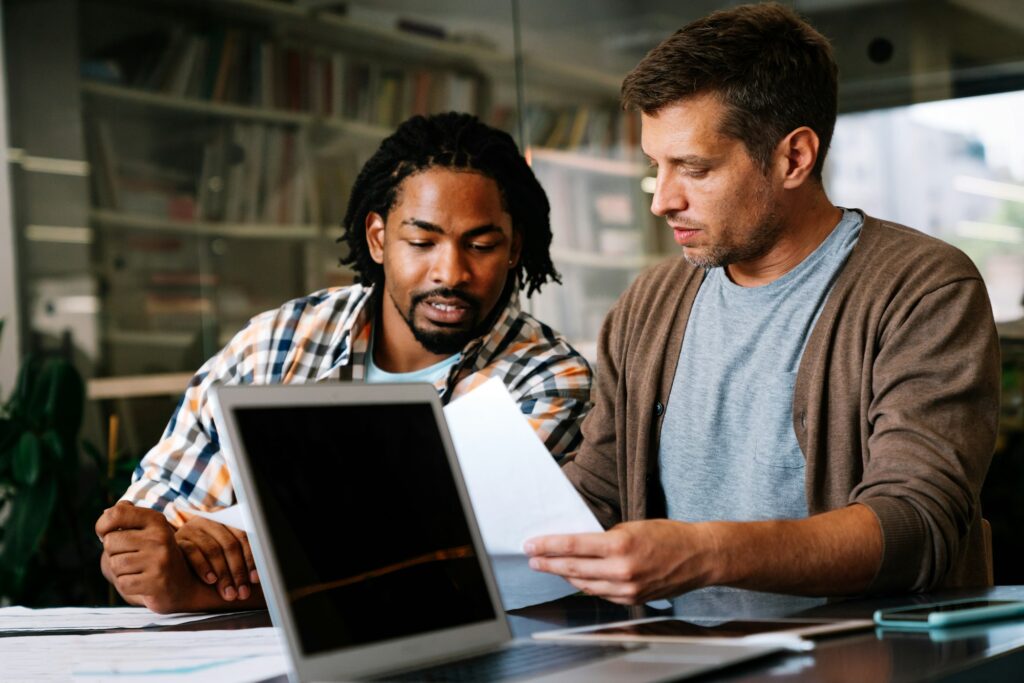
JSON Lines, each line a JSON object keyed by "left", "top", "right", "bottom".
{"left": 105, "top": 327, "right": 236, "bottom": 348}
{"left": 91, "top": 209, "right": 320, "bottom": 240}
{"left": 143, "top": 0, "right": 619, "bottom": 96}
{"left": 81, "top": 81, "right": 391, "bottom": 141}
{"left": 87, "top": 371, "right": 194, "bottom": 400}
{"left": 529, "top": 147, "right": 647, "bottom": 177}
{"left": 550, "top": 248, "right": 667, "bottom": 270}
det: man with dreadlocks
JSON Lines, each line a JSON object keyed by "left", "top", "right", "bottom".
{"left": 96, "top": 113, "right": 593, "bottom": 613}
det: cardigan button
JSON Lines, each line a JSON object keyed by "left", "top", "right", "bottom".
{"left": 654, "top": 401, "right": 664, "bottom": 417}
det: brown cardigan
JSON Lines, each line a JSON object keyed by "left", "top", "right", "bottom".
{"left": 563, "top": 215, "right": 1001, "bottom": 593}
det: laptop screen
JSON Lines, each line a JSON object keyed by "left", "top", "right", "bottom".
{"left": 233, "top": 401, "right": 497, "bottom": 656}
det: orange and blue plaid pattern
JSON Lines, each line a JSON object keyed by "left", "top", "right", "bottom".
{"left": 121, "top": 285, "right": 593, "bottom": 526}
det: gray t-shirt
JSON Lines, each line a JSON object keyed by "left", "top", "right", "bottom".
{"left": 659, "top": 209, "right": 863, "bottom": 523}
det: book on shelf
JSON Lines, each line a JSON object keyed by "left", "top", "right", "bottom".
{"left": 84, "top": 24, "right": 484, "bottom": 128}
{"left": 85, "top": 119, "right": 121, "bottom": 210}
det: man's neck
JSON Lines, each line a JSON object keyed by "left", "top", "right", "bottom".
{"left": 726, "top": 188, "right": 842, "bottom": 288}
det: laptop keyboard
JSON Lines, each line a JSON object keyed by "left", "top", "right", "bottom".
{"left": 373, "top": 643, "right": 629, "bottom": 682}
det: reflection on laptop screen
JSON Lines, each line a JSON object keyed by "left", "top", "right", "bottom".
{"left": 233, "top": 402, "right": 497, "bottom": 656}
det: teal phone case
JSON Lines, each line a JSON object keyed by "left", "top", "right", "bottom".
{"left": 873, "top": 599, "right": 1024, "bottom": 629}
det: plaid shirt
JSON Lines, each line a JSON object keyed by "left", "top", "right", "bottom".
{"left": 122, "top": 285, "right": 593, "bottom": 526}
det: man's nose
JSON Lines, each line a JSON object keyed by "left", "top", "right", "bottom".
{"left": 649, "top": 172, "right": 687, "bottom": 217}
{"left": 430, "top": 244, "right": 471, "bottom": 287}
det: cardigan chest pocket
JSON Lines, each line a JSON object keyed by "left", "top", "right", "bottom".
{"left": 753, "top": 371, "right": 806, "bottom": 469}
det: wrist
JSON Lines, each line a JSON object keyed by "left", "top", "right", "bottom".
{"left": 694, "top": 520, "right": 739, "bottom": 587}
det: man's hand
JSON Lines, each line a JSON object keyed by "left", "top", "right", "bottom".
{"left": 96, "top": 502, "right": 266, "bottom": 613}
{"left": 524, "top": 520, "right": 717, "bottom": 604}
{"left": 96, "top": 501, "right": 201, "bottom": 613}
{"left": 525, "top": 506, "right": 883, "bottom": 604}
{"left": 175, "top": 517, "right": 257, "bottom": 602}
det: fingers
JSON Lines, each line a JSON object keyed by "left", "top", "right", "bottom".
{"left": 227, "top": 526, "right": 259, "bottom": 584}
{"left": 96, "top": 501, "right": 163, "bottom": 538}
{"left": 524, "top": 531, "right": 626, "bottom": 558}
{"left": 177, "top": 537, "right": 218, "bottom": 586}
{"left": 177, "top": 520, "right": 252, "bottom": 600}
{"left": 568, "top": 578, "right": 648, "bottom": 605}
{"left": 528, "top": 555, "right": 635, "bottom": 583}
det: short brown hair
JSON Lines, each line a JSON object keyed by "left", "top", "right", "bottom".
{"left": 621, "top": 2, "right": 838, "bottom": 180}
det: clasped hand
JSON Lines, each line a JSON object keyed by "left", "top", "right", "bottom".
{"left": 524, "top": 519, "right": 718, "bottom": 605}
{"left": 96, "top": 501, "right": 260, "bottom": 612}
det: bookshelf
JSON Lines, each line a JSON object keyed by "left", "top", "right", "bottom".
{"left": 6, "top": 0, "right": 670, "bottom": 460}
{"left": 72, "top": 0, "right": 508, "bottom": 382}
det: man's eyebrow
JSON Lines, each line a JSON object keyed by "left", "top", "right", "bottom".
{"left": 402, "top": 218, "right": 444, "bottom": 234}
{"left": 401, "top": 219, "right": 504, "bottom": 238}
{"left": 641, "top": 153, "right": 715, "bottom": 167}
{"left": 668, "top": 154, "right": 715, "bottom": 166}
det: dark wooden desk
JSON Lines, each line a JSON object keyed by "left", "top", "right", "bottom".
{"left": 505, "top": 585, "right": 1024, "bottom": 682}
{"left": 9, "top": 587, "right": 1024, "bottom": 681}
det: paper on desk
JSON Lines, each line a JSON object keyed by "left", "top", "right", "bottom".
{"left": 0, "top": 626, "right": 287, "bottom": 682}
{"left": 0, "top": 606, "right": 248, "bottom": 633}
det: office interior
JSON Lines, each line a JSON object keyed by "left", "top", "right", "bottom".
{"left": 0, "top": 0, "right": 1022, "bottom": 608}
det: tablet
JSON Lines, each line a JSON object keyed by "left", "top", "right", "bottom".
{"left": 534, "top": 617, "right": 874, "bottom": 652}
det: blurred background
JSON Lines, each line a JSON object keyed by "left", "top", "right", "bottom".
{"left": 0, "top": 0, "right": 1022, "bottom": 603}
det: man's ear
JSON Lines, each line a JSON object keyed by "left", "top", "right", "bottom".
{"left": 776, "top": 126, "right": 820, "bottom": 189}
{"left": 509, "top": 229, "right": 523, "bottom": 268}
{"left": 366, "top": 211, "right": 386, "bottom": 264}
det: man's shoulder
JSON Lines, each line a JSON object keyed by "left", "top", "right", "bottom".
{"left": 247, "top": 284, "right": 371, "bottom": 330}
{"left": 498, "top": 307, "right": 590, "bottom": 366}
{"left": 858, "top": 214, "right": 982, "bottom": 282}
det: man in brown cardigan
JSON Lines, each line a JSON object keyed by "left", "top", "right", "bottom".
{"left": 525, "top": 3, "right": 1000, "bottom": 603}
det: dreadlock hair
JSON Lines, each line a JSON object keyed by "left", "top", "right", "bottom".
{"left": 339, "top": 112, "right": 560, "bottom": 298}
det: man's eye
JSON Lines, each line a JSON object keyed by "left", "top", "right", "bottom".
{"left": 685, "top": 168, "right": 709, "bottom": 178}
{"left": 408, "top": 241, "right": 432, "bottom": 248}
{"left": 470, "top": 243, "right": 498, "bottom": 252}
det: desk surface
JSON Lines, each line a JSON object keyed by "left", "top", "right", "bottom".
{"left": 505, "top": 585, "right": 1024, "bottom": 682}
{"left": 10, "top": 586, "right": 1024, "bottom": 681}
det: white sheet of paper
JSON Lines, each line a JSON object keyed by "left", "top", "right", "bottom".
{"left": 443, "top": 378, "right": 603, "bottom": 554}
{"left": 185, "top": 504, "right": 248, "bottom": 532}
{"left": 0, "top": 606, "right": 251, "bottom": 632}
{"left": 444, "top": 378, "right": 604, "bottom": 609}
{"left": 0, "top": 626, "right": 287, "bottom": 682}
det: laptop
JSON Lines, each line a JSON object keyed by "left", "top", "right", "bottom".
{"left": 209, "top": 382, "right": 781, "bottom": 682}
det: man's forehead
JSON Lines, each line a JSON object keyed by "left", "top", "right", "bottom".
{"left": 640, "top": 97, "right": 737, "bottom": 158}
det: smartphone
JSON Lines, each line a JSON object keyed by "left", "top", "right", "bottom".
{"left": 873, "top": 598, "right": 1024, "bottom": 629}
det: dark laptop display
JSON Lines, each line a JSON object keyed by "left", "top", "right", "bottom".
{"left": 233, "top": 402, "right": 497, "bottom": 656}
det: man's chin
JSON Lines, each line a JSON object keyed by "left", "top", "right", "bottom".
{"left": 411, "top": 324, "right": 477, "bottom": 356}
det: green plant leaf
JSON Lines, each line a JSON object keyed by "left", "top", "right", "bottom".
{"left": 38, "top": 360, "right": 85, "bottom": 441}
{"left": 13, "top": 431, "right": 42, "bottom": 486}
{"left": 0, "top": 476, "right": 57, "bottom": 599}
{"left": 42, "top": 430, "right": 65, "bottom": 462}
{"left": 81, "top": 439, "right": 104, "bottom": 468}
{"left": 13, "top": 354, "right": 43, "bottom": 415}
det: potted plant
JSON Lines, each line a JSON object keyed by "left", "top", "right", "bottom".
{"left": 0, "top": 320, "right": 106, "bottom": 605}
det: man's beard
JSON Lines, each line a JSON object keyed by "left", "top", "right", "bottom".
{"left": 680, "top": 190, "right": 784, "bottom": 269}
{"left": 396, "top": 287, "right": 484, "bottom": 355}
{"left": 682, "top": 212, "right": 784, "bottom": 269}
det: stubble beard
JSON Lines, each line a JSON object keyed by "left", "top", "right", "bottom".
{"left": 680, "top": 185, "right": 784, "bottom": 270}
